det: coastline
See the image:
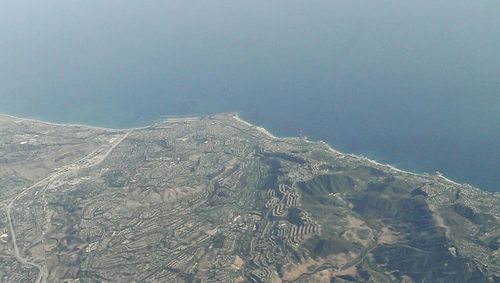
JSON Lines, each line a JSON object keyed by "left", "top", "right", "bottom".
{"left": 0, "top": 111, "right": 487, "bottom": 193}
{"left": 232, "top": 113, "right": 278, "bottom": 139}
{"left": 0, "top": 113, "right": 126, "bottom": 132}
{"left": 231, "top": 113, "right": 475, "bottom": 191}
{"left": 0, "top": 113, "right": 163, "bottom": 132}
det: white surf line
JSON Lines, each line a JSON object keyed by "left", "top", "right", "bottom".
{"left": 0, "top": 113, "right": 125, "bottom": 131}
{"left": 254, "top": 126, "right": 278, "bottom": 139}
{"left": 231, "top": 113, "right": 474, "bottom": 188}
{"left": 0, "top": 113, "right": 156, "bottom": 132}
{"left": 2, "top": 112, "right": 485, "bottom": 192}
{"left": 231, "top": 113, "right": 254, "bottom": 127}
{"left": 0, "top": 113, "right": 211, "bottom": 134}
{"left": 231, "top": 113, "right": 278, "bottom": 139}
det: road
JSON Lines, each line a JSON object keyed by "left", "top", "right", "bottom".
{"left": 6, "top": 206, "right": 47, "bottom": 283}
{"left": 4, "top": 130, "right": 131, "bottom": 283}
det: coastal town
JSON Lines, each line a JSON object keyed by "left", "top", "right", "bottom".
{"left": 0, "top": 113, "right": 498, "bottom": 282}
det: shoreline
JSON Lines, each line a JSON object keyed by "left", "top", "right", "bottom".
{"left": 0, "top": 113, "right": 177, "bottom": 132}
{"left": 1, "top": 112, "right": 490, "bottom": 193}
{"left": 0, "top": 113, "right": 127, "bottom": 132}
{"left": 232, "top": 114, "right": 487, "bottom": 192}
{"left": 232, "top": 113, "right": 278, "bottom": 139}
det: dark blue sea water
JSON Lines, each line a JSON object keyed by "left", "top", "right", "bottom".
{"left": 1, "top": 1, "right": 499, "bottom": 191}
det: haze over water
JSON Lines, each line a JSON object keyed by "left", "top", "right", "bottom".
{"left": 1, "top": 1, "right": 499, "bottom": 191}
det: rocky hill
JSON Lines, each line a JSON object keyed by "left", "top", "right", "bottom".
{"left": 0, "top": 113, "right": 498, "bottom": 282}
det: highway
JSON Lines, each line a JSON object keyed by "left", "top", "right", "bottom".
{"left": 4, "top": 130, "right": 131, "bottom": 283}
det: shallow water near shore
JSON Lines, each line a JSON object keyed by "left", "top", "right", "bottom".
{"left": 1, "top": 1, "right": 499, "bottom": 191}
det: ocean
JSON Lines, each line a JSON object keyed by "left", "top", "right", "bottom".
{"left": 1, "top": 1, "right": 499, "bottom": 191}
